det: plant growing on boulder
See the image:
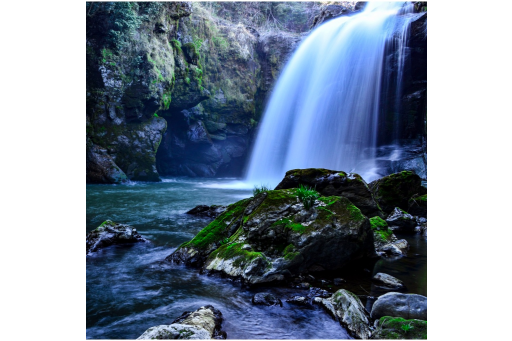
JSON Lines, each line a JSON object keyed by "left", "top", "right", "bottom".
{"left": 253, "top": 184, "right": 270, "bottom": 196}
{"left": 295, "top": 184, "right": 319, "bottom": 209}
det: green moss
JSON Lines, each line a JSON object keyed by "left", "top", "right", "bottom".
{"left": 375, "top": 316, "right": 427, "bottom": 339}
{"left": 185, "top": 77, "right": 190, "bottom": 84}
{"left": 369, "top": 216, "right": 388, "bottom": 230}
{"left": 210, "top": 242, "right": 268, "bottom": 268}
{"left": 346, "top": 202, "right": 366, "bottom": 221}
{"left": 282, "top": 243, "right": 300, "bottom": 261}
{"left": 98, "top": 220, "right": 114, "bottom": 228}
{"left": 318, "top": 197, "right": 339, "bottom": 206}
{"left": 162, "top": 91, "right": 172, "bottom": 110}
{"left": 183, "top": 198, "right": 251, "bottom": 249}
{"left": 272, "top": 218, "right": 308, "bottom": 234}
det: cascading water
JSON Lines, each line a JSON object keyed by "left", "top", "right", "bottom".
{"left": 245, "top": 2, "right": 415, "bottom": 186}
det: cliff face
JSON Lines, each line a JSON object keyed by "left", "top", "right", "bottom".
{"left": 86, "top": 2, "right": 319, "bottom": 182}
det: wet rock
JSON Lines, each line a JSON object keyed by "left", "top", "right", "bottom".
{"left": 372, "top": 316, "right": 427, "bottom": 339}
{"left": 169, "top": 188, "right": 376, "bottom": 285}
{"left": 286, "top": 296, "right": 308, "bottom": 305}
{"left": 372, "top": 273, "right": 405, "bottom": 290}
{"left": 186, "top": 205, "right": 227, "bottom": 219}
{"left": 333, "top": 278, "right": 346, "bottom": 286}
{"left": 86, "top": 138, "right": 128, "bottom": 184}
{"left": 369, "top": 171, "right": 427, "bottom": 214}
{"left": 308, "top": 287, "right": 331, "bottom": 298}
{"left": 298, "top": 282, "right": 311, "bottom": 289}
{"left": 369, "top": 216, "right": 408, "bottom": 257}
{"left": 275, "top": 168, "right": 383, "bottom": 217}
{"left": 317, "top": 289, "right": 372, "bottom": 339}
{"left": 386, "top": 208, "right": 417, "bottom": 233}
{"left": 252, "top": 292, "right": 282, "bottom": 307}
{"left": 86, "top": 220, "right": 146, "bottom": 254}
{"left": 137, "top": 305, "right": 226, "bottom": 339}
{"left": 371, "top": 292, "right": 427, "bottom": 320}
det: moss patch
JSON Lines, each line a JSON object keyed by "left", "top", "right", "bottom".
{"left": 369, "top": 216, "right": 393, "bottom": 242}
{"left": 374, "top": 316, "right": 427, "bottom": 339}
{"left": 183, "top": 198, "right": 251, "bottom": 249}
{"left": 209, "top": 242, "right": 267, "bottom": 268}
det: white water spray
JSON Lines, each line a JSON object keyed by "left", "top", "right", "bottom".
{"left": 245, "top": 2, "right": 414, "bottom": 186}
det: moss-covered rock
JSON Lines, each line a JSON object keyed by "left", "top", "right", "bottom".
{"left": 408, "top": 194, "right": 427, "bottom": 217}
{"left": 275, "top": 168, "right": 384, "bottom": 218}
{"left": 386, "top": 207, "right": 417, "bottom": 233}
{"left": 371, "top": 316, "right": 427, "bottom": 339}
{"left": 369, "top": 216, "right": 408, "bottom": 257}
{"left": 168, "top": 189, "right": 375, "bottom": 284}
{"left": 369, "top": 171, "right": 427, "bottom": 214}
{"left": 371, "top": 292, "right": 427, "bottom": 321}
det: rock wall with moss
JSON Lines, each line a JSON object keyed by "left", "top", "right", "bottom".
{"left": 86, "top": 1, "right": 324, "bottom": 182}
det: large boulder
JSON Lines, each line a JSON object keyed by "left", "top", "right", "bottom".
{"left": 371, "top": 316, "right": 427, "bottom": 339}
{"left": 371, "top": 292, "right": 427, "bottom": 320}
{"left": 369, "top": 171, "right": 426, "bottom": 214}
{"left": 137, "top": 305, "right": 226, "bottom": 339}
{"left": 275, "top": 168, "right": 383, "bottom": 218}
{"left": 86, "top": 220, "right": 146, "bottom": 254}
{"left": 168, "top": 189, "right": 376, "bottom": 284}
{"left": 315, "top": 289, "right": 372, "bottom": 339}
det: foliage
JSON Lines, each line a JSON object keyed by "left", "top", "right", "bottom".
{"left": 295, "top": 184, "right": 320, "bottom": 210}
{"left": 401, "top": 323, "right": 413, "bottom": 333}
{"left": 253, "top": 184, "right": 270, "bottom": 196}
{"left": 104, "top": 2, "right": 142, "bottom": 51}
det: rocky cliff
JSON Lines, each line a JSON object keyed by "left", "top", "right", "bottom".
{"left": 86, "top": 2, "right": 321, "bottom": 182}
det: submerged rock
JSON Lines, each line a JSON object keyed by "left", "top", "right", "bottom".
{"left": 186, "top": 205, "right": 227, "bottom": 219}
{"left": 275, "top": 168, "right": 383, "bottom": 217}
{"left": 316, "top": 289, "right": 372, "bottom": 339}
{"left": 369, "top": 171, "right": 427, "bottom": 214}
{"left": 371, "top": 316, "right": 427, "bottom": 339}
{"left": 168, "top": 188, "right": 375, "bottom": 284}
{"left": 137, "top": 305, "right": 226, "bottom": 340}
{"left": 286, "top": 296, "right": 308, "bottom": 305}
{"left": 252, "top": 292, "right": 282, "bottom": 306}
{"left": 372, "top": 273, "right": 405, "bottom": 290}
{"left": 386, "top": 208, "right": 417, "bottom": 233}
{"left": 86, "top": 220, "right": 146, "bottom": 254}
{"left": 371, "top": 292, "right": 427, "bottom": 320}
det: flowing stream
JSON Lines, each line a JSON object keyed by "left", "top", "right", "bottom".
{"left": 246, "top": 2, "right": 416, "bottom": 185}
{"left": 87, "top": 179, "right": 426, "bottom": 339}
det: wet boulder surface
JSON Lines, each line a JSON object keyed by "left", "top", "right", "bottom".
{"left": 186, "top": 205, "right": 227, "bottom": 219}
{"left": 275, "top": 168, "right": 383, "bottom": 218}
{"left": 252, "top": 292, "right": 282, "bottom": 307}
{"left": 86, "top": 220, "right": 146, "bottom": 255}
{"left": 168, "top": 188, "right": 376, "bottom": 284}
{"left": 315, "top": 289, "right": 372, "bottom": 339}
{"left": 137, "top": 305, "right": 226, "bottom": 340}
{"left": 386, "top": 207, "right": 417, "bottom": 234}
{"left": 369, "top": 216, "right": 409, "bottom": 257}
{"left": 371, "top": 292, "right": 427, "bottom": 321}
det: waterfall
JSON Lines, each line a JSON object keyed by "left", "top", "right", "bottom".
{"left": 245, "top": 2, "right": 415, "bottom": 186}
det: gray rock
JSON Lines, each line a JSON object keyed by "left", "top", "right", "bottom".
{"left": 286, "top": 296, "right": 308, "bottom": 305}
{"left": 372, "top": 273, "right": 405, "bottom": 290}
{"left": 371, "top": 292, "right": 427, "bottom": 320}
{"left": 186, "top": 205, "right": 227, "bottom": 219}
{"left": 252, "top": 292, "right": 282, "bottom": 306}
{"left": 86, "top": 220, "right": 146, "bottom": 254}
{"left": 137, "top": 305, "right": 225, "bottom": 339}
{"left": 386, "top": 208, "right": 417, "bottom": 233}
{"left": 317, "top": 289, "right": 372, "bottom": 339}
